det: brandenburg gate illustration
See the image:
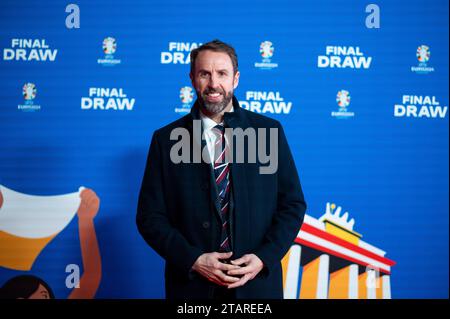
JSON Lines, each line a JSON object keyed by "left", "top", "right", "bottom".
{"left": 282, "top": 203, "right": 396, "bottom": 299}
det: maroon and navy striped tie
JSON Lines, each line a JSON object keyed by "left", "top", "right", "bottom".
{"left": 212, "top": 124, "right": 231, "bottom": 253}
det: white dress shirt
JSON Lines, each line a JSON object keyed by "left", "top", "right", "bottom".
{"left": 199, "top": 106, "right": 234, "bottom": 166}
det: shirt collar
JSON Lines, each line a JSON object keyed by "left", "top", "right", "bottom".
{"left": 199, "top": 106, "right": 234, "bottom": 131}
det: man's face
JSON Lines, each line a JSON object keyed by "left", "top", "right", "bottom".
{"left": 190, "top": 50, "right": 240, "bottom": 114}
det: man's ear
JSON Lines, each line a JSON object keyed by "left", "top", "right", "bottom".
{"left": 189, "top": 72, "right": 196, "bottom": 89}
{"left": 233, "top": 71, "right": 240, "bottom": 89}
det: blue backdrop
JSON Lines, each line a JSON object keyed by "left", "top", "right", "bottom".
{"left": 0, "top": 0, "right": 448, "bottom": 298}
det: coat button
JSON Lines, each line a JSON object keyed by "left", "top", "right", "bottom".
{"left": 202, "top": 221, "right": 210, "bottom": 229}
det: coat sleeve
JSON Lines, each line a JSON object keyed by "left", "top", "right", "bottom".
{"left": 136, "top": 130, "right": 204, "bottom": 278}
{"left": 254, "top": 122, "right": 307, "bottom": 275}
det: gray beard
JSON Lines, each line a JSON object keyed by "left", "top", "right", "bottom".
{"left": 199, "top": 90, "right": 233, "bottom": 115}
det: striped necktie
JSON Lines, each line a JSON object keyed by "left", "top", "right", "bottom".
{"left": 212, "top": 124, "right": 231, "bottom": 252}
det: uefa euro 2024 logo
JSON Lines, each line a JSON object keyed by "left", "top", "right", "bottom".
{"left": 174, "top": 86, "right": 194, "bottom": 114}
{"left": 103, "top": 37, "right": 117, "bottom": 55}
{"left": 23, "top": 83, "right": 36, "bottom": 100}
{"left": 331, "top": 90, "right": 354, "bottom": 119}
{"left": 411, "top": 45, "right": 433, "bottom": 74}
{"left": 336, "top": 90, "right": 351, "bottom": 109}
{"left": 260, "top": 41, "right": 274, "bottom": 60}
{"left": 180, "top": 86, "right": 194, "bottom": 106}
{"left": 98, "top": 37, "right": 121, "bottom": 66}
{"left": 416, "top": 45, "right": 430, "bottom": 63}
{"left": 18, "top": 82, "right": 40, "bottom": 111}
{"left": 255, "top": 41, "right": 278, "bottom": 70}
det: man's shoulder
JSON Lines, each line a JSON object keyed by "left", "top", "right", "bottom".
{"left": 240, "top": 107, "right": 281, "bottom": 129}
{"left": 153, "top": 113, "right": 192, "bottom": 138}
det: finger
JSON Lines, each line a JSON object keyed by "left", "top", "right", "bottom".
{"left": 200, "top": 271, "right": 223, "bottom": 285}
{"left": 207, "top": 275, "right": 227, "bottom": 287}
{"left": 89, "top": 196, "right": 99, "bottom": 208}
{"left": 215, "top": 271, "right": 240, "bottom": 283}
{"left": 80, "top": 188, "right": 91, "bottom": 198}
{"left": 78, "top": 201, "right": 87, "bottom": 210}
{"left": 92, "top": 196, "right": 99, "bottom": 205}
{"left": 230, "top": 255, "right": 250, "bottom": 266}
{"left": 86, "top": 195, "right": 99, "bottom": 209}
{"left": 216, "top": 251, "right": 233, "bottom": 260}
{"left": 210, "top": 272, "right": 234, "bottom": 286}
{"left": 215, "top": 262, "right": 241, "bottom": 272}
{"left": 227, "top": 265, "right": 252, "bottom": 276}
{"left": 227, "top": 274, "right": 251, "bottom": 289}
{"left": 84, "top": 196, "right": 94, "bottom": 207}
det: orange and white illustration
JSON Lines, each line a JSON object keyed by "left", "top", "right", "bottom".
{"left": 0, "top": 185, "right": 102, "bottom": 299}
{"left": 282, "top": 202, "right": 396, "bottom": 299}
{"left": 0, "top": 185, "right": 85, "bottom": 271}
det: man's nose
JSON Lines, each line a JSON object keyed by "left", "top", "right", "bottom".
{"left": 208, "top": 74, "right": 219, "bottom": 88}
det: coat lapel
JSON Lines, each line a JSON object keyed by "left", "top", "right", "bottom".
{"left": 188, "top": 97, "right": 252, "bottom": 257}
{"left": 223, "top": 97, "right": 251, "bottom": 257}
{"left": 188, "top": 101, "right": 223, "bottom": 221}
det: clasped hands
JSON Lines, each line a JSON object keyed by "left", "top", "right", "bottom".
{"left": 191, "top": 252, "right": 263, "bottom": 289}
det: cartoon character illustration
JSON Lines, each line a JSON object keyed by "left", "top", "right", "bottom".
{"left": 0, "top": 187, "right": 102, "bottom": 299}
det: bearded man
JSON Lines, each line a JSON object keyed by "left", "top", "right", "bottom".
{"left": 137, "top": 39, "right": 306, "bottom": 299}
